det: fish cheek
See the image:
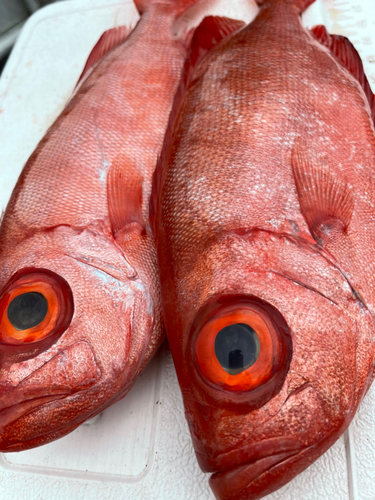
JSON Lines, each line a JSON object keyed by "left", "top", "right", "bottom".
{"left": 284, "top": 295, "right": 359, "bottom": 432}
{"left": 74, "top": 267, "right": 155, "bottom": 390}
{"left": 273, "top": 385, "right": 331, "bottom": 446}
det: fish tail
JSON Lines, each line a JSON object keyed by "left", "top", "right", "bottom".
{"left": 133, "top": 0, "right": 201, "bottom": 17}
{"left": 255, "top": 0, "right": 315, "bottom": 13}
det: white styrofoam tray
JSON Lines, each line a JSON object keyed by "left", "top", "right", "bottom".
{"left": 0, "top": 0, "right": 374, "bottom": 499}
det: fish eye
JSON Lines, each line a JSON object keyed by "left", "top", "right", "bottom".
{"left": 194, "top": 297, "right": 291, "bottom": 393}
{"left": 7, "top": 292, "right": 48, "bottom": 331}
{"left": 214, "top": 323, "right": 260, "bottom": 375}
{"left": 0, "top": 268, "right": 74, "bottom": 345}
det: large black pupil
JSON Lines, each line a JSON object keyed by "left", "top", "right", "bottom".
{"left": 7, "top": 292, "right": 48, "bottom": 331}
{"left": 214, "top": 323, "right": 260, "bottom": 375}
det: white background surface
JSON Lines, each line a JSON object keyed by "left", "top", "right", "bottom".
{"left": 0, "top": 0, "right": 374, "bottom": 499}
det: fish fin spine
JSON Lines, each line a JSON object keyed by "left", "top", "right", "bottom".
{"left": 149, "top": 16, "right": 245, "bottom": 236}
{"left": 107, "top": 154, "right": 145, "bottom": 235}
{"left": 292, "top": 147, "right": 354, "bottom": 240}
{"left": 311, "top": 25, "right": 375, "bottom": 127}
{"left": 133, "top": 0, "right": 201, "bottom": 17}
{"left": 77, "top": 26, "right": 131, "bottom": 86}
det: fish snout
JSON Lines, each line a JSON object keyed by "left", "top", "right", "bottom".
{"left": 0, "top": 341, "right": 100, "bottom": 447}
{"left": 204, "top": 438, "right": 305, "bottom": 500}
{"left": 209, "top": 446, "right": 304, "bottom": 500}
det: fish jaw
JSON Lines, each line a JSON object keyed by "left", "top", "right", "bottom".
{"left": 208, "top": 419, "right": 346, "bottom": 500}
{"left": 158, "top": 230, "right": 375, "bottom": 497}
{"left": 0, "top": 225, "right": 161, "bottom": 451}
{"left": 209, "top": 451, "right": 303, "bottom": 500}
{"left": 209, "top": 443, "right": 322, "bottom": 500}
{"left": 0, "top": 340, "right": 100, "bottom": 450}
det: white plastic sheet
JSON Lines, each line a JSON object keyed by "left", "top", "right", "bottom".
{"left": 0, "top": 1, "right": 374, "bottom": 498}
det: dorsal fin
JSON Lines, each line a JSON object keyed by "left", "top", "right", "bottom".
{"left": 77, "top": 26, "right": 131, "bottom": 86}
{"left": 149, "top": 16, "right": 245, "bottom": 235}
{"left": 311, "top": 25, "right": 375, "bottom": 126}
{"left": 291, "top": 146, "right": 354, "bottom": 243}
{"left": 255, "top": 0, "right": 315, "bottom": 13}
{"left": 107, "top": 153, "right": 144, "bottom": 234}
{"left": 182, "top": 16, "right": 246, "bottom": 90}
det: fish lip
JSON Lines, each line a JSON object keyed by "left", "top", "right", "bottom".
{"left": 0, "top": 392, "right": 71, "bottom": 438}
{"left": 209, "top": 447, "right": 304, "bottom": 500}
{"left": 202, "top": 437, "right": 305, "bottom": 474}
{"left": 0, "top": 388, "right": 72, "bottom": 414}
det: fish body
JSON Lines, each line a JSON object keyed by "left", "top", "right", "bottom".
{"left": 153, "top": 1, "right": 375, "bottom": 498}
{"left": 0, "top": 0, "right": 200, "bottom": 451}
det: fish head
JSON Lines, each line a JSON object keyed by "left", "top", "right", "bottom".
{"left": 0, "top": 223, "right": 158, "bottom": 451}
{"left": 164, "top": 228, "right": 375, "bottom": 500}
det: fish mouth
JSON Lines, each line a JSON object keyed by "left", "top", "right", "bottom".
{"left": 0, "top": 341, "right": 101, "bottom": 442}
{"left": 198, "top": 437, "right": 304, "bottom": 473}
{"left": 209, "top": 444, "right": 304, "bottom": 500}
{"left": 200, "top": 437, "right": 304, "bottom": 500}
{"left": 0, "top": 389, "right": 71, "bottom": 431}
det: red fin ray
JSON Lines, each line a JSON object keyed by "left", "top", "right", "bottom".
{"left": 77, "top": 26, "right": 131, "bottom": 86}
{"left": 311, "top": 25, "right": 375, "bottom": 126}
{"left": 107, "top": 154, "right": 144, "bottom": 234}
{"left": 149, "top": 16, "right": 245, "bottom": 235}
{"left": 292, "top": 147, "right": 354, "bottom": 241}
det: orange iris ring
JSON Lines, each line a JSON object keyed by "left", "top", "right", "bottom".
{"left": 194, "top": 306, "right": 281, "bottom": 392}
{"left": 0, "top": 280, "right": 60, "bottom": 344}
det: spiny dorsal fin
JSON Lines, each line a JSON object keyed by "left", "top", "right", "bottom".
{"left": 150, "top": 16, "right": 245, "bottom": 236}
{"left": 255, "top": 0, "right": 315, "bottom": 13}
{"left": 107, "top": 153, "right": 144, "bottom": 234}
{"left": 311, "top": 25, "right": 375, "bottom": 126}
{"left": 77, "top": 26, "right": 131, "bottom": 86}
{"left": 292, "top": 146, "right": 354, "bottom": 242}
{"left": 183, "top": 16, "right": 245, "bottom": 89}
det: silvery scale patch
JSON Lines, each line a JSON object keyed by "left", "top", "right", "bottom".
{"left": 0, "top": 0, "right": 374, "bottom": 499}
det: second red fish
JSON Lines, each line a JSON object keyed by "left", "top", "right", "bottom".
{"left": 153, "top": 1, "right": 375, "bottom": 499}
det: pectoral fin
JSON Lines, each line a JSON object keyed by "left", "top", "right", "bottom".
{"left": 291, "top": 145, "right": 354, "bottom": 243}
{"left": 107, "top": 153, "right": 145, "bottom": 235}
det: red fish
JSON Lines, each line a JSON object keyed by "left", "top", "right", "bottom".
{"left": 0, "top": 0, "right": 201, "bottom": 452}
{"left": 153, "top": 1, "right": 375, "bottom": 499}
